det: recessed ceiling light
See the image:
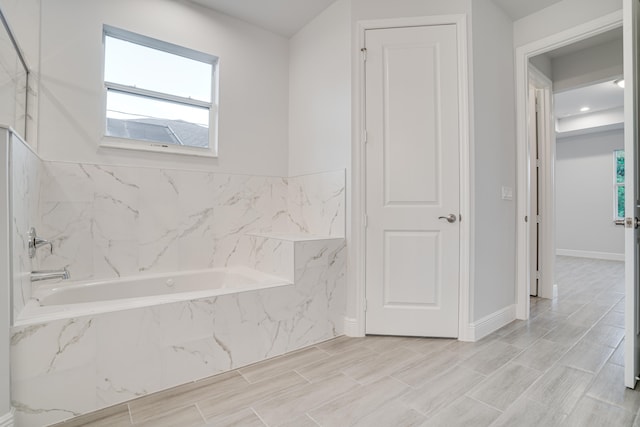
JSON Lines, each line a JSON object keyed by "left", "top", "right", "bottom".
{"left": 580, "top": 106, "right": 590, "bottom": 112}
{"left": 615, "top": 79, "right": 625, "bottom": 88}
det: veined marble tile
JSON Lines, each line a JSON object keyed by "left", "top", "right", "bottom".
{"left": 38, "top": 201, "right": 94, "bottom": 280}
{"left": 40, "top": 162, "right": 94, "bottom": 203}
{"left": 288, "top": 170, "right": 345, "bottom": 236}
{"left": 11, "top": 317, "right": 96, "bottom": 381}
{"left": 243, "top": 235, "right": 294, "bottom": 281}
{"left": 12, "top": 364, "right": 98, "bottom": 427}
{"left": 10, "top": 134, "right": 41, "bottom": 318}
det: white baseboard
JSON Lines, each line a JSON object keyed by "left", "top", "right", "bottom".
{"left": 556, "top": 249, "right": 624, "bottom": 262}
{"left": 343, "top": 317, "right": 363, "bottom": 337}
{"left": 0, "top": 408, "right": 15, "bottom": 427}
{"left": 466, "top": 305, "right": 516, "bottom": 342}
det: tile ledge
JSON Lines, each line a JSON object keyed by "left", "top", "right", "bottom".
{"left": 248, "top": 232, "right": 344, "bottom": 242}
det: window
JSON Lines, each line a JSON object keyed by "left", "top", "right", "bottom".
{"left": 615, "top": 149, "right": 625, "bottom": 220}
{"left": 102, "top": 25, "right": 218, "bottom": 156}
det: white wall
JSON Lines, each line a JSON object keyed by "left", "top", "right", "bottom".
{"left": 556, "top": 129, "right": 624, "bottom": 257}
{"left": 288, "top": 0, "right": 350, "bottom": 176}
{"left": 38, "top": 0, "right": 289, "bottom": 176}
{"left": 471, "top": 0, "right": 516, "bottom": 321}
{"left": 552, "top": 38, "right": 623, "bottom": 92}
{"left": 513, "top": 0, "right": 622, "bottom": 48}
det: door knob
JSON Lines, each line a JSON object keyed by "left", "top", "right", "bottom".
{"left": 438, "top": 214, "right": 457, "bottom": 223}
{"left": 616, "top": 217, "right": 640, "bottom": 228}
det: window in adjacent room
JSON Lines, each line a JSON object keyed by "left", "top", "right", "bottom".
{"left": 615, "top": 149, "right": 625, "bottom": 220}
{"left": 102, "top": 25, "right": 218, "bottom": 157}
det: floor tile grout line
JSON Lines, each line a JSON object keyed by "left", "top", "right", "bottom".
{"left": 292, "top": 368, "right": 315, "bottom": 384}
{"left": 126, "top": 403, "right": 134, "bottom": 425}
{"left": 194, "top": 402, "right": 208, "bottom": 425}
{"left": 465, "top": 393, "right": 505, "bottom": 414}
{"left": 306, "top": 412, "right": 322, "bottom": 427}
{"left": 584, "top": 391, "right": 639, "bottom": 414}
{"left": 249, "top": 406, "right": 270, "bottom": 427}
{"left": 238, "top": 347, "right": 333, "bottom": 383}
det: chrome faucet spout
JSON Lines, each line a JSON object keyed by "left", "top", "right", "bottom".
{"left": 31, "top": 268, "right": 70, "bottom": 282}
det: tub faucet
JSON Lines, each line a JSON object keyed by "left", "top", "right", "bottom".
{"left": 28, "top": 227, "right": 53, "bottom": 258}
{"left": 31, "top": 268, "right": 70, "bottom": 282}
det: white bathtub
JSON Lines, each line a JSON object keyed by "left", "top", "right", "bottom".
{"left": 16, "top": 266, "right": 291, "bottom": 326}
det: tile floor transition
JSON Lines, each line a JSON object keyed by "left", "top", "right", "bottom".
{"left": 52, "top": 256, "right": 637, "bottom": 426}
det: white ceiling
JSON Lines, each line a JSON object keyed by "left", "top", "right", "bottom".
{"left": 191, "top": 0, "right": 566, "bottom": 38}
{"left": 491, "top": 0, "right": 563, "bottom": 20}
{"left": 190, "top": 0, "right": 338, "bottom": 37}
{"left": 554, "top": 79, "right": 624, "bottom": 119}
{"left": 545, "top": 27, "right": 622, "bottom": 59}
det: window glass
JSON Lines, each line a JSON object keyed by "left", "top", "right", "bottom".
{"left": 104, "top": 36, "right": 212, "bottom": 102}
{"left": 102, "top": 26, "right": 218, "bottom": 154}
{"left": 106, "top": 91, "right": 209, "bottom": 147}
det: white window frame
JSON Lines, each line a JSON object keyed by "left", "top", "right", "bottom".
{"left": 100, "top": 25, "right": 219, "bottom": 157}
{"left": 614, "top": 149, "right": 625, "bottom": 220}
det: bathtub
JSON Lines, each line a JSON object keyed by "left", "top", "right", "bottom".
{"left": 11, "top": 237, "right": 346, "bottom": 427}
{"left": 16, "top": 266, "right": 291, "bottom": 326}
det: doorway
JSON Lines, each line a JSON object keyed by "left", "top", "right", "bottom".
{"left": 527, "top": 28, "right": 624, "bottom": 304}
{"left": 515, "top": 9, "right": 640, "bottom": 388}
{"left": 515, "top": 13, "right": 623, "bottom": 319}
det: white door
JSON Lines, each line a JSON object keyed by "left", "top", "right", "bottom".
{"left": 364, "top": 25, "right": 460, "bottom": 337}
{"left": 624, "top": 0, "right": 640, "bottom": 389}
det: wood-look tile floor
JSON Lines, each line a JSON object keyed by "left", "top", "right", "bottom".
{"left": 53, "top": 256, "right": 638, "bottom": 426}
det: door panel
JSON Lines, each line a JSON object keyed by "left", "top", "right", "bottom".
{"left": 624, "top": 0, "right": 640, "bottom": 389}
{"left": 384, "top": 231, "right": 440, "bottom": 306}
{"left": 384, "top": 44, "right": 439, "bottom": 205}
{"left": 365, "top": 25, "right": 460, "bottom": 337}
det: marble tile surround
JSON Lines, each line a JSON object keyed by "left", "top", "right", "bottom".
{"left": 11, "top": 237, "right": 346, "bottom": 427}
{"left": 9, "top": 155, "right": 346, "bottom": 426}
{"left": 36, "top": 163, "right": 345, "bottom": 283}
{"left": 10, "top": 132, "right": 41, "bottom": 320}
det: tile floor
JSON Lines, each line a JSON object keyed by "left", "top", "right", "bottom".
{"left": 53, "top": 256, "right": 638, "bottom": 426}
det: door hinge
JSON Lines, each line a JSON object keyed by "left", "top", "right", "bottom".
{"left": 536, "top": 271, "right": 541, "bottom": 280}
{"left": 364, "top": 299, "right": 368, "bottom": 311}
{"left": 363, "top": 129, "right": 368, "bottom": 144}
{"left": 537, "top": 215, "right": 542, "bottom": 223}
{"left": 361, "top": 47, "right": 367, "bottom": 61}
{"left": 536, "top": 159, "right": 541, "bottom": 168}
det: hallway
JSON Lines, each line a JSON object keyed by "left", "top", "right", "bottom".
{"left": 54, "top": 256, "right": 635, "bottom": 426}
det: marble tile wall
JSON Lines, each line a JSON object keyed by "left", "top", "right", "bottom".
{"left": 10, "top": 132, "right": 41, "bottom": 319}
{"left": 11, "top": 237, "right": 346, "bottom": 427}
{"left": 36, "top": 163, "right": 345, "bottom": 283}
{"left": 288, "top": 170, "right": 346, "bottom": 236}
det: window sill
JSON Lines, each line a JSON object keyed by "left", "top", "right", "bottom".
{"left": 100, "top": 136, "right": 218, "bottom": 158}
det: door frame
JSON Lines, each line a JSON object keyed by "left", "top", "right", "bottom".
{"left": 350, "top": 14, "right": 472, "bottom": 340}
{"left": 527, "top": 65, "right": 554, "bottom": 300}
{"left": 515, "top": 10, "right": 623, "bottom": 319}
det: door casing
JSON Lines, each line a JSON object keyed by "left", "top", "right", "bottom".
{"left": 350, "top": 14, "right": 472, "bottom": 340}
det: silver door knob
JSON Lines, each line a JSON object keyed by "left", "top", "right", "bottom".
{"left": 438, "top": 214, "right": 457, "bottom": 223}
